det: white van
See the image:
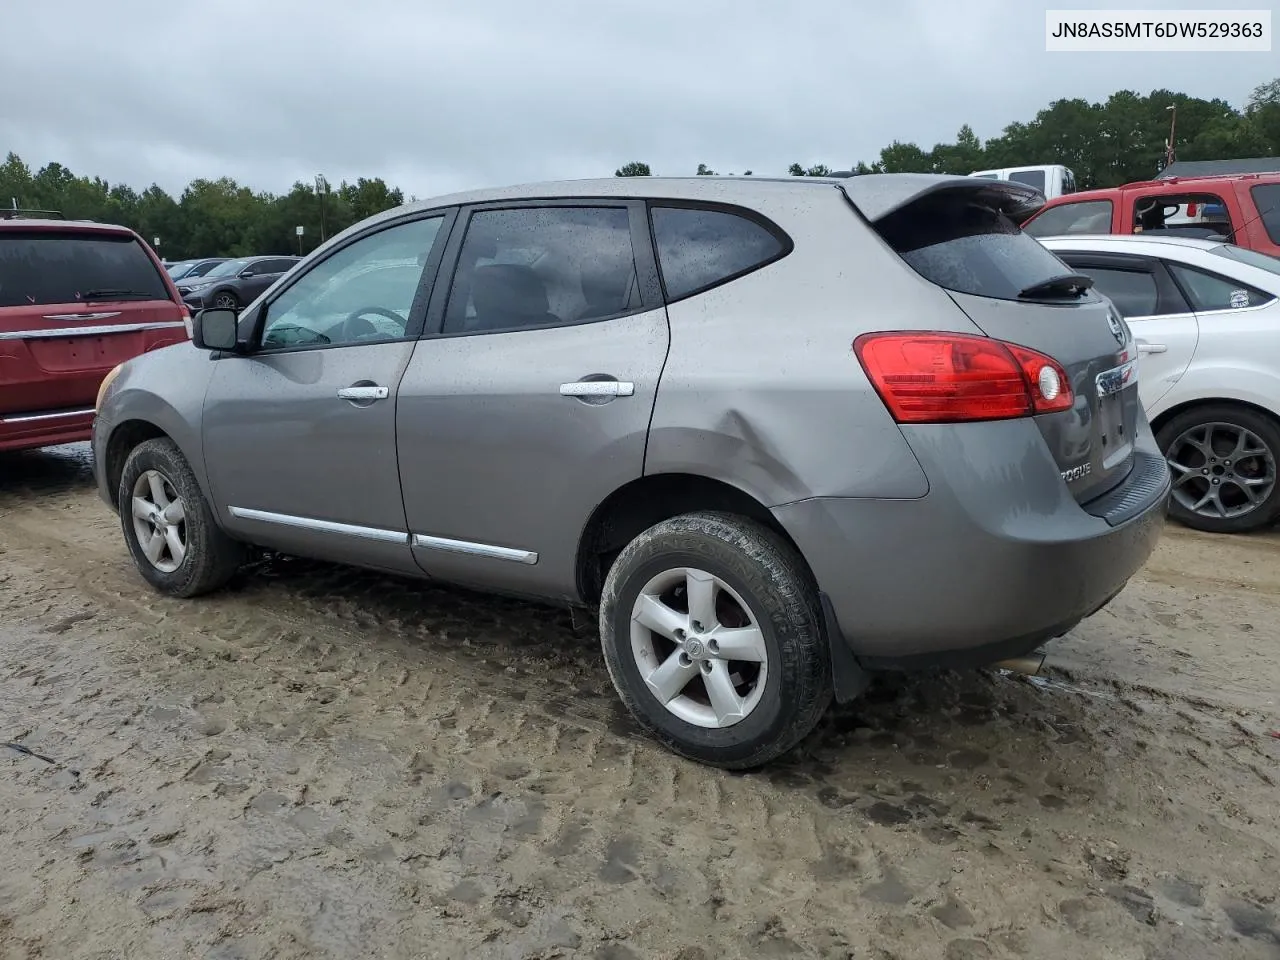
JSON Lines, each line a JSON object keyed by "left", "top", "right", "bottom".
{"left": 968, "top": 164, "right": 1077, "bottom": 200}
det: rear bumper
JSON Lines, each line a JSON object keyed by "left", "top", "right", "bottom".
{"left": 0, "top": 407, "right": 95, "bottom": 452}
{"left": 772, "top": 417, "right": 1170, "bottom": 668}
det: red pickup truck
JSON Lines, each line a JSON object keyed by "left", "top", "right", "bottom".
{"left": 0, "top": 215, "right": 190, "bottom": 452}
{"left": 1021, "top": 172, "right": 1280, "bottom": 257}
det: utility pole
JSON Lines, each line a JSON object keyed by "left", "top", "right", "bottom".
{"left": 315, "top": 174, "right": 330, "bottom": 242}
{"left": 1164, "top": 104, "right": 1177, "bottom": 170}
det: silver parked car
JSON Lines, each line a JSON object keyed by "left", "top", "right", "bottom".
{"left": 91, "top": 174, "right": 1170, "bottom": 769}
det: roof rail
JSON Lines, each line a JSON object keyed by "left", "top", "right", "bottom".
{"left": 0, "top": 207, "right": 66, "bottom": 220}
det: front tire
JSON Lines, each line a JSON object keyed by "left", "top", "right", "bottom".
{"left": 1156, "top": 403, "right": 1280, "bottom": 534}
{"left": 212, "top": 290, "right": 240, "bottom": 311}
{"left": 118, "top": 438, "right": 246, "bottom": 597}
{"left": 599, "top": 511, "right": 832, "bottom": 770}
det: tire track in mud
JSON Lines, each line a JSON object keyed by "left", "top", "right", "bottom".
{"left": 2, "top": 460, "right": 1280, "bottom": 958}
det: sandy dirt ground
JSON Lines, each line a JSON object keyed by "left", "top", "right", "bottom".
{"left": 1, "top": 443, "right": 1278, "bottom": 960}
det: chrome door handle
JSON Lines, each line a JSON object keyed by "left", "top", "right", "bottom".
{"left": 559, "top": 380, "right": 635, "bottom": 398}
{"left": 337, "top": 385, "right": 389, "bottom": 401}
{"left": 1136, "top": 340, "right": 1167, "bottom": 355}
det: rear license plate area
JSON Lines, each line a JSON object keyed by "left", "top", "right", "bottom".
{"left": 30, "top": 333, "right": 142, "bottom": 373}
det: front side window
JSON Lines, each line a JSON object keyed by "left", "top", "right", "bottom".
{"left": 260, "top": 216, "right": 444, "bottom": 349}
{"left": 205, "top": 258, "right": 248, "bottom": 279}
{"left": 443, "top": 206, "right": 640, "bottom": 334}
{"left": 1082, "top": 267, "right": 1160, "bottom": 317}
{"left": 1167, "top": 263, "right": 1273, "bottom": 312}
{"left": 1022, "top": 200, "right": 1113, "bottom": 237}
{"left": 650, "top": 205, "right": 786, "bottom": 301}
{"left": 1133, "top": 192, "right": 1232, "bottom": 235}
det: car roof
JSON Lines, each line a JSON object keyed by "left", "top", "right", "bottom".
{"left": 339, "top": 173, "right": 1036, "bottom": 243}
{"left": 0, "top": 217, "right": 136, "bottom": 235}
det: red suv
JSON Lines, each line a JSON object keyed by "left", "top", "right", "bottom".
{"left": 1021, "top": 173, "right": 1280, "bottom": 257}
{"left": 0, "top": 214, "right": 190, "bottom": 452}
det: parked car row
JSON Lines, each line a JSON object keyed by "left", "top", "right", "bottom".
{"left": 171, "top": 255, "right": 301, "bottom": 314}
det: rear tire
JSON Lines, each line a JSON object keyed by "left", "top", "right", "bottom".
{"left": 599, "top": 511, "right": 832, "bottom": 770}
{"left": 118, "top": 438, "right": 246, "bottom": 597}
{"left": 1155, "top": 403, "right": 1280, "bottom": 534}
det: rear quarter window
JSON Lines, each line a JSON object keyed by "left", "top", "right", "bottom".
{"left": 1250, "top": 184, "right": 1280, "bottom": 245}
{"left": 0, "top": 230, "right": 170, "bottom": 308}
{"left": 874, "top": 190, "right": 1080, "bottom": 302}
{"left": 650, "top": 205, "right": 788, "bottom": 301}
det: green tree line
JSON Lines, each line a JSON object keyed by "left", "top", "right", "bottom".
{"left": 622, "top": 78, "right": 1280, "bottom": 188}
{"left": 0, "top": 157, "right": 404, "bottom": 261}
{"left": 3, "top": 79, "right": 1278, "bottom": 260}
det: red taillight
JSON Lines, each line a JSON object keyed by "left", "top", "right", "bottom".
{"left": 853, "top": 331, "right": 1073, "bottom": 424}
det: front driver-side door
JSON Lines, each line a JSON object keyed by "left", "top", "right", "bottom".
{"left": 1057, "top": 252, "right": 1199, "bottom": 411}
{"left": 201, "top": 209, "right": 455, "bottom": 574}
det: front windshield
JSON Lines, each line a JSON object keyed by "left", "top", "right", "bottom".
{"left": 166, "top": 261, "right": 193, "bottom": 278}
{"left": 1211, "top": 244, "right": 1280, "bottom": 277}
{"left": 204, "top": 258, "right": 248, "bottom": 278}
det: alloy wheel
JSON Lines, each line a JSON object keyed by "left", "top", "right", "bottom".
{"left": 130, "top": 469, "right": 188, "bottom": 573}
{"left": 628, "top": 566, "right": 768, "bottom": 728}
{"left": 1166, "top": 420, "right": 1277, "bottom": 521}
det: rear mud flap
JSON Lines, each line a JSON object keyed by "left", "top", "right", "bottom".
{"left": 820, "top": 592, "right": 872, "bottom": 704}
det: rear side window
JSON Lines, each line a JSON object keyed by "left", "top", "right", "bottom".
{"left": 874, "top": 190, "right": 1080, "bottom": 302}
{"left": 0, "top": 231, "right": 170, "bottom": 308}
{"left": 1251, "top": 184, "right": 1280, "bottom": 244}
{"left": 650, "top": 205, "right": 786, "bottom": 301}
{"left": 1167, "top": 263, "right": 1273, "bottom": 312}
{"left": 1084, "top": 267, "right": 1160, "bottom": 317}
{"left": 1023, "top": 200, "right": 1113, "bottom": 237}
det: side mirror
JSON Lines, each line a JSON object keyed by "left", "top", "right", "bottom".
{"left": 239, "top": 270, "right": 256, "bottom": 278}
{"left": 192, "top": 308, "right": 240, "bottom": 351}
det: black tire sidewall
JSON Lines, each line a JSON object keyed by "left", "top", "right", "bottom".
{"left": 1156, "top": 404, "right": 1280, "bottom": 533}
{"left": 600, "top": 515, "right": 828, "bottom": 768}
{"left": 117, "top": 439, "right": 223, "bottom": 594}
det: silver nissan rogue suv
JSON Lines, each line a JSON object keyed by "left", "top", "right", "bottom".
{"left": 92, "top": 173, "right": 1170, "bottom": 768}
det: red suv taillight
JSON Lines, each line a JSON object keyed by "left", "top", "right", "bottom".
{"left": 853, "top": 331, "right": 1073, "bottom": 424}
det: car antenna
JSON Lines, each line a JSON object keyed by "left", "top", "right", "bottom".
{"left": 1220, "top": 201, "right": 1276, "bottom": 245}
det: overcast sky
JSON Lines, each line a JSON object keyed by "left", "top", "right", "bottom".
{"left": 1, "top": 0, "right": 1273, "bottom": 200}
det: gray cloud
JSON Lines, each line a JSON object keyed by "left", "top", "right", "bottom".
{"left": 1, "top": 0, "right": 1272, "bottom": 199}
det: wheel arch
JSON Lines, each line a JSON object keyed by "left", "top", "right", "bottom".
{"left": 1150, "top": 395, "right": 1280, "bottom": 438}
{"left": 575, "top": 471, "right": 810, "bottom": 605}
{"left": 103, "top": 418, "right": 173, "bottom": 507}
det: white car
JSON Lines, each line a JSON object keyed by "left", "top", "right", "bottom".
{"left": 1041, "top": 234, "right": 1280, "bottom": 534}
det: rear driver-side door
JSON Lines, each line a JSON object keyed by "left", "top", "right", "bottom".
{"left": 1057, "top": 252, "right": 1198, "bottom": 411}
{"left": 396, "top": 201, "right": 670, "bottom": 599}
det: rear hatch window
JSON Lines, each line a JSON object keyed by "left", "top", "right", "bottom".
{"left": 873, "top": 190, "right": 1084, "bottom": 301}
{"left": 844, "top": 178, "right": 1144, "bottom": 512}
{"left": 0, "top": 230, "right": 172, "bottom": 307}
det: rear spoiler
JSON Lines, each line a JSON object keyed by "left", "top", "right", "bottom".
{"left": 837, "top": 174, "right": 1046, "bottom": 225}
